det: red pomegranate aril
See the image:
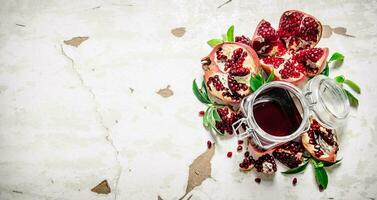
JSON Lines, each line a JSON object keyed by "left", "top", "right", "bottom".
{"left": 215, "top": 107, "right": 243, "bottom": 135}
{"left": 237, "top": 145, "right": 243, "bottom": 152}
{"left": 238, "top": 140, "right": 244, "bottom": 145}
{"left": 273, "top": 141, "right": 304, "bottom": 168}
{"left": 235, "top": 35, "right": 253, "bottom": 47}
{"left": 239, "top": 162, "right": 245, "bottom": 168}
{"left": 199, "top": 111, "right": 205, "bottom": 117}
{"left": 207, "top": 141, "right": 212, "bottom": 149}
{"left": 254, "top": 154, "right": 277, "bottom": 174}
{"left": 244, "top": 151, "right": 250, "bottom": 158}
{"left": 262, "top": 57, "right": 284, "bottom": 68}
{"left": 227, "top": 152, "right": 233, "bottom": 158}
{"left": 254, "top": 10, "right": 326, "bottom": 84}
{"left": 292, "top": 178, "right": 297, "bottom": 186}
{"left": 255, "top": 178, "right": 261, "bottom": 184}
{"left": 302, "top": 118, "right": 338, "bottom": 162}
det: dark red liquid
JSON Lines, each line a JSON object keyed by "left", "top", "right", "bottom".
{"left": 253, "top": 88, "right": 302, "bottom": 137}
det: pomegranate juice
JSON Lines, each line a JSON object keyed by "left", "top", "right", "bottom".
{"left": 253, "top": 88, "right": 302, "bottom": 137}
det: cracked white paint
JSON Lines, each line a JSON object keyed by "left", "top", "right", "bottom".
{"left": 60, "top": 44, "right": 122, "bottom": 199}
{"left": 0, "top": 1, "right": 377, "bottom": 200}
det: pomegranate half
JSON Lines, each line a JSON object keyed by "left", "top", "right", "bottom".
{"left": 202, "top": 42, "right": 260, "bottom": 105}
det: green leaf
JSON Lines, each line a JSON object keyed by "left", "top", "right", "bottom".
{"left": 323, "top": 159, "right": 342, "bottom": 167}
{"left": 344, "top": 79, "right": 361, "bottom": 94}
{"left": 329, "top": 52, "right": 344, "bottom": 62}
{"left": 203, "top": 107, "right": 212, "bottom": 127}
{"left": 334, "top": 75, "right": 345, "bottom": 83}
{"left": 212, "top": 108, "right": 222, "bottom": 122}
{"left": 192, "top": 79, "right": 211, "bottom": 104}
{"left": 321, "top": 63, "right": 329, "bottom": 76}
{"left": 343, "top": 89, "right": 359, "bottom": 107}
{"left": 281, "top": 161, "right": 309, "bottom": 174}
{"left": 249, "top": 75, "right": 264, "bottom": 91}
{"left": 208, "top": 108, "right": 224, "bottom": 135}
{"left": 226, "top": 25, "right": 234, "bottom": 42}
{"left": 314, "top": 167, "right": 328, "bottom": 189}
{"left": 201, "top": 80, "right": 212, "bottom": 103}
{"left": 266, "top": 69, "right": 275, "bottom": 83}
{"left": 212, "top": 125, "right": 225, "bottom": 136}
{"left": 303, "top": 151, "right": 311, "bottom": 158}
{"left": 313, "top": 161, "right": 324, "bottom": 168}
{"left": 207, "top": 39, "right": 223, "bottom": 47}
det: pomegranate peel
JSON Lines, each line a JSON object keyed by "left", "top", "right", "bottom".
{"left": 246, "top": 10, "right": 327, "bottom": 85}
{"left": 202, "top": 42, "right": 260, "bottom": 105}
{"left": 301, "top": 118, "right": 338, "bottom": 163}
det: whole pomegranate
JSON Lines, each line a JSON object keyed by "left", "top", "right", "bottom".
{"left": 236, "top": 10, "right": 328, "bottom": 85}
{"left": 202, "top": 42, "right": 260, "bottom": 105}
{"left": 272, "top": 141, "right": 304, "bottom": 168}
{"left": 302, "top": 118, "right": 338, "bottom": 163}
{"left": 215, "top": 106, "right": 243, "bottom": 135}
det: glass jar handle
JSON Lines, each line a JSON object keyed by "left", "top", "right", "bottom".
{"left": 232, "top": 118, "right": 262, "bottom": 147}
{"left": 304, "top": 91, "right": 317, "bottom": 108}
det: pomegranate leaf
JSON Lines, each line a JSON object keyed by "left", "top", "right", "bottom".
{"left": 312, "top": 160, "right": 328, "bottom": 189}
{"left": 266, "top": 68, "right": 275, "bottom": 83}
{"left": 281, "top": 160, "right": 309, "bottom": 174}
{"left": 249, "top": 74, "right": 264, "bottom": 91}
{"left": 201, "top": 80, "right": 212, "bottom": 102}
{"left": 192, "top": 79, "right": 211, "bottom": 104}
{"left": 321, "top": 63, "right": 330, "bottom": 76}
{"left": 203, "top": 107, "right": 213, "bottom": 127}
{"left": 208, "top": 108, "right": 224, "bottom": 135}
{"left": 212, "top": 125, "right": 225, "bottom": 136}
{"left": 226, "top": 25, "right": 234, "bottom": 42}
{"left": 212, "top": 108, "right": 222, "bottom": 122}
{"left": 329, "top": 52, "right": 344, "bottom": 62}
{"left": 303, "top": 151, "right": 311, "bottom": 158}
{"left": 334, "top": 75, "right": 345, "bottom": 83}
{"left": 314, "top": 167, "right": 328, "bottom": 189}
{"left": 344, "top": 79, "right": 361, "bottom": 94}
{"left": 207, "top": 39, "right": 223, "bottom": 47}
{"left": 343, "top": 88, "right": 359, "bottom": 107}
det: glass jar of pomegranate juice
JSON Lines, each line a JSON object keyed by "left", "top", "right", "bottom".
{"left": 232, "top": 75, "right": 350, "bottom": 150}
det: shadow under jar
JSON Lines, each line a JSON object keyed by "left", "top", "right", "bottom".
{"left": 232, "top": 75, "right": 350, "bottom": 151}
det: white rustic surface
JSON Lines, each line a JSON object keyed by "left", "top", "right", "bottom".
{"left": 0, "top": 0, "right": 376, "bottom": 199}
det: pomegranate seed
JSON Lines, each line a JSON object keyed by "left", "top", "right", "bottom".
{"left": 255, "top": 178, "right": 261, "bottom": 184}
{"left": 244, "top": 151, "right": 250, "bottom": 158}
{"left": 237, "top": 145, "right": 242, "bottom": 152}
{"left": 199, "top": 111, "right": 205, "bottom": 116}
{"left": 292, "top": 178, "right": 297, "bottom": 186}
{"left": 227, "top": 152, "right": 232, "bottom": 158}
{"left": 238, "top": 140, "right": 244, "bottom": 145}
{"left": 207, "top": 141, "right": 212, "bottom": 149}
